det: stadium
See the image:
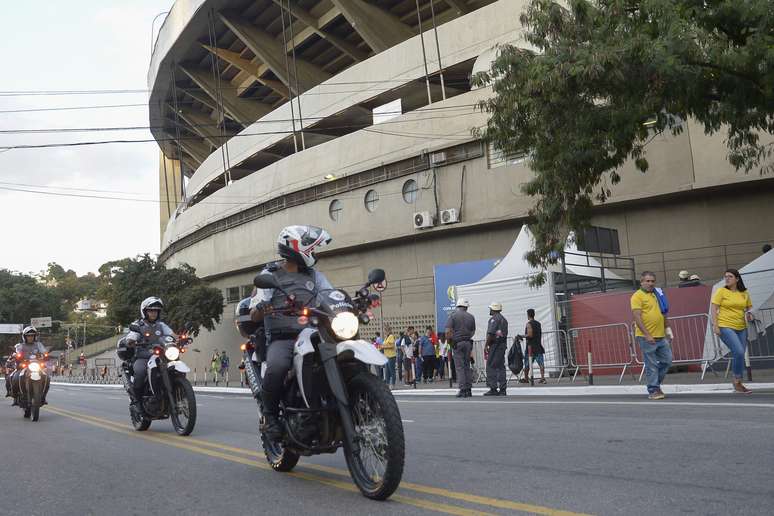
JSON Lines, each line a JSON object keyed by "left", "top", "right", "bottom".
{"left": 150, "top": 0, "right": 774, "bottom": 372}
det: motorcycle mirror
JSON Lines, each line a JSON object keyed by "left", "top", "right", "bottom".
{"left": 253, "top": 273, "right": 280, "bottom": 290}
{"left": 367, "top": 269, "right": 386, "bottom": 285}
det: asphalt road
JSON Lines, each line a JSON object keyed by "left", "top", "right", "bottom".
{"left": 1, "top": 385, "right": 773, "bottom": 515}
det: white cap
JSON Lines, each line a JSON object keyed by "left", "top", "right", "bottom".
{"left": 456, "top": 298, "right": 470, "bottom": 308}
{"left": 678, "top": 270, "right": 690, "bottom": 280}
{"left": 489, "top": 302, "right": 502, "bottom": 311}
{"left": 689, "top": 274, "right": 701, "bottom": 281}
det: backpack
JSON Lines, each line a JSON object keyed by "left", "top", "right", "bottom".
{"left": 508, "top": 338, "right": 524, "bottom": 375}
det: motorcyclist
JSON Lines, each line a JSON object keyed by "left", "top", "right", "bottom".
{"left": 250, "top": 225, "right": 333, "bottom": 440}
{"left": 4, "top": 352, "right": 17, "bottom": 398}
{"left": 11, "top": 326, "right": 49, "bottom": 405}
{"left": 117, "top": 297, "right": 175, "bottom": 415}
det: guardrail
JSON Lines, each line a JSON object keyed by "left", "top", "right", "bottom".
{"left": 748, "top": 308, "right": 774, "bottom": 361}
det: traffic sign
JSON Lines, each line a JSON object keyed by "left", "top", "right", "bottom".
{"left": 0, "top": 324, "right": 22, "bottom": 334}
{"left": 31, "top": 317, "right": 53, "bottom": 328}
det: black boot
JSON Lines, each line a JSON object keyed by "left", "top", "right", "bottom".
{"left": 483, "top": 388, "right": 499, "bottom": 396}
{"left": 498, "top": 388, "right": 507, "bottom": 396}
{"left": 464, "top": 389, "right": 473, "bottom": 398}
{"left": 260, "top": 414, "right": 283, "bottom": 441}
{"left": 455, "top": 389, "right": 466, "bottom": 398}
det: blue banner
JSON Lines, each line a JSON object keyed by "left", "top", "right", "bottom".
{"left": 433, "top": 258, "right": 499, "bottom": 334}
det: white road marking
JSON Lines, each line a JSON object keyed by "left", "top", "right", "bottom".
{"left": 398, "top": 400, "right": 774, "bottom": 409}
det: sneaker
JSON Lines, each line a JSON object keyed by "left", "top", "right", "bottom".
{"left": 518, "top": 378, "right": 529, "bottom": 384}
{"left": 734, "top": 381, "right": 752, "bottom": 394}
{"left": 648, "top": 392, "right": 665, "bottom": 400}
{"left": 656, "top": 388, "right": 666, "bottom": 399}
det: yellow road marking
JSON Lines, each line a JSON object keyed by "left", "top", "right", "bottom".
{"left": 47, "top": 405, "right": 592, "bottom": 516}
{"left": 45, "top": 406, "right": 490, "bottom": 516}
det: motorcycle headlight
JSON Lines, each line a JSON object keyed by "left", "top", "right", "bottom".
{"left": 28, "top": 362, "right": 41, "bottom": 373}
{"left": 164, "top": 346, "right": 180, "bottom": 361}
{"left": 331, "top": 312, "right": 359, "bottom": 340}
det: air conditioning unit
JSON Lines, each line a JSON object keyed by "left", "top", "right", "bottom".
{"left": 429, "top": 151, "right": 447, "bottom": 166}
{"left": 440, "top": 208, "right": 460, "bottom": 225}
{"left": 413, "top": 211, "right": 435, "bottom": 229}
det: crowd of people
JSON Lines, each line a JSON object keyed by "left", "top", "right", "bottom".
{"left": 370, "top": 325, "right": 453, "bottom": 388}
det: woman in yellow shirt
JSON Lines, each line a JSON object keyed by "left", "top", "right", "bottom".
{"left": 711, "top": 269, "right": 754, "bottom": 394}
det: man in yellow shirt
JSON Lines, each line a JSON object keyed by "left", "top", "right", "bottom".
{"left": 381, "top": 326, "right": 397, "bottom": 388}
{"left": 631, "top": 271, "right": 672, "bottom": 400}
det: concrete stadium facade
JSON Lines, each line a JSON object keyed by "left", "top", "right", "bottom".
{"left": 151, "top": 0, "right": 774, "bottom": 373}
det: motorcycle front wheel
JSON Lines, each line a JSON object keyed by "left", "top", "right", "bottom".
{"left": 170, "top": 377, "right": 197, "bottom": 436}
{"left": 345, "top": 373, "right": 405, "bottom": 500}
{"left": 30, "top": 381, "right": 42, "bottom": 422}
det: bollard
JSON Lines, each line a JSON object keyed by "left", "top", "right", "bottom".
{"left": 587, "top": 341, "right": 594, "bottom": 385}
{"left": 745, "top": 348, "right": 752, "bottom": 382}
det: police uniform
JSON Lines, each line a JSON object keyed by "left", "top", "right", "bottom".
{"left": 485, "top": 312, "right": 508, "bottom": 392}
{"left": 11, "top": 340, "right": 49, "bottom": 401}
{"left": 445, "top": 308, "right": 476, "bottom": 393}
{"left": 118, "top": 319, "right": 175, "bottom": 401}
{"left": 253, "top": 265, "right": 333, "bottom": 418}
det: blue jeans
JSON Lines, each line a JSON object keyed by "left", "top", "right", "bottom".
{"left": 384, "top": 357, "right": 396, "bottom": 385}
{"left": 637, "top": 337, "right": 672, "bottom": 393}
{"left": 718, "top": 327, "right": 748, "bottom": 379}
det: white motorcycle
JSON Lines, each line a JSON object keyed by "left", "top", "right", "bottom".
{"left": 242, "top": 269, "right": 405, "bottom": 500}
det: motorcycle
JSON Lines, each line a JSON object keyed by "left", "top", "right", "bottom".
{"left": 120, "top": 325, "right": 197, "bottom": 435}
{"left": 241, "top": 268, "right": 405, "bottom": 500}
{"left": 14, "top": 351, "right": 49, "bottom": 422}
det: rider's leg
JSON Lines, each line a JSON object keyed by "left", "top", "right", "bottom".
{"left": 260, "top": 339, "right": 294, "bottom": 438}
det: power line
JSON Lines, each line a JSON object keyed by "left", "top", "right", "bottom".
{"left": 0, "top": 103, "right": 148, "bottom": 114}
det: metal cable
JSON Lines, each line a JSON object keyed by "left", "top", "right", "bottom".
{"left": 278, "top": 2, "right": 298, "bottom": 152}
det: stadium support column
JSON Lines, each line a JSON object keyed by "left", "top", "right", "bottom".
{"left": 159, "top": 152, "right": 184, "bottom": 244}
{"left": 330, "top": 0, "right": 414, "bottom": 53}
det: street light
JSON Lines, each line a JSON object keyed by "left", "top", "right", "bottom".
{"left": 150, "top": 11, "right": 170, "bottom": 60}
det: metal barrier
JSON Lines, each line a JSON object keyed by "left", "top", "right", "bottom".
{"left": 568, "top": 323, "right": 635, "bottom": 384}
{"left": 748, "top": 308, "right": 774, "bottom": 361}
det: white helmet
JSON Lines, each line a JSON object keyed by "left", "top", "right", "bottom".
{"left": 678, "top": 270, "right": 690, "bottom": 280}
{"left": 277, "top": 225, "right": 332, "bottom": 268}
{"left": 22, "top": 326, "right": 38, "bottom": 338}
{"left": 140, "top": 296, "right": 164, "bottom": 320}
{"left": 489, "top": 302, "right": 502, "bottom": 311}
{"left": 456, "top": 298, "right": 470, "bottom": 308}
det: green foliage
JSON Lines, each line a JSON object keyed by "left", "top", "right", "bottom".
{"left": 0, "top": 269, "right": 65, "bottom": 351}
{"left": 100, "top": 255, "right": 223, "bottom": 335}
{"left": 473, "top": 0, "right": 774, "bottom": 278}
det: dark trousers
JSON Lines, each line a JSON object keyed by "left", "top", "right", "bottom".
{"left": 261, "top": 339, "right": 295, "bottom": 416}
{"left": 486, "top": 340, "right": 507, "bottom": 390}
{"left": 132, "top": 357, "right": 149, "bottom": 400}
{"left": 421, "top": 355, "right": 435, "bottom": 380}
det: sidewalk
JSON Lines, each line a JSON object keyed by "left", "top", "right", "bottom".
{"left": 52, "top": 367, "right": 774, "bottom": 396}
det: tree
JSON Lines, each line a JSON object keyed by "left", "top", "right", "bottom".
{"left": 0, "top": 269, "right": 65, "bottom": 351}
{"left": 474, "top": 0, "right": 774, "bottom": 279}
{"left": 100, "top": 255, "right": 223, "bottom": 335}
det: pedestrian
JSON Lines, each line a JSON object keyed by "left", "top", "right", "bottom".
{"left": 419, "top": 328, "right": 435, "bottom": 383}
{"left": 437, "top": 334, "right": 450, "bottom": 380}
{"left": 484, "top": 302, "right": 508, "bottom": 396}
{"left": 219, "top": 350, "right": 230, "bottom": 382}
{"left": 631, "top": 271, "right": 673, "bottom": 400}
{"left": 522, "top": 308, "right": 546, "bottom": 384}
{"left": 373, "top": 332, "right": 384, "bottom": 380}
{"left": 711, "top": 268, "right": 754, "bottom": 394}
{"left": 445, "top": 298, "right": 476, "bottom": 398}
{"left": 401, "top": 329, "right": 415, "bottom": 385}
{"left": 210, "top": 349, "right": 221, "bottom": 385}
{"left": 395, "top": 331, "right": 405, "bottom": 382}
{"left": 412, "top": 331, "right": 423, "bottom": 383}
{"left": 382, "top": 326, "right": 397, "bottom": 388}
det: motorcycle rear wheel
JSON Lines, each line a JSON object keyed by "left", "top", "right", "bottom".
{"left": 170, "top": 377, "right": 197, "bottom": 436}
{"left": 345, "top": 373, "right": 405, "bottom": 500}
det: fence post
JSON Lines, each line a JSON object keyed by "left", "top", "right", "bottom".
{"left": 745, "top": 348, "right": 752, "bottom": 382}
{"left": 587, "top": 340, "right": 594, "bottom": 386}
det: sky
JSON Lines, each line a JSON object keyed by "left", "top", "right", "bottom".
{"left": 0, "top": 1, "right": 174, "bottom": 276}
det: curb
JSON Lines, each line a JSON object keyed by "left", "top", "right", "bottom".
{"left": 52, "top": 381, "right": 774, "bottom": 397}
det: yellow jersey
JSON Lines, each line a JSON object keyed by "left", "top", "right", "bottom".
{"left": 630, "top": 289, "right": 665, "bottom": 338}
{"left": 711, "top": 288, "right": 752, "bottom": 331}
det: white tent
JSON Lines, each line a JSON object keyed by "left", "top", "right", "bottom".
{"left": 702, "top": 250, "right": 774, "bottom": 360}
{"left": 455, "top": 226, "right": 624, "bottom": 370}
